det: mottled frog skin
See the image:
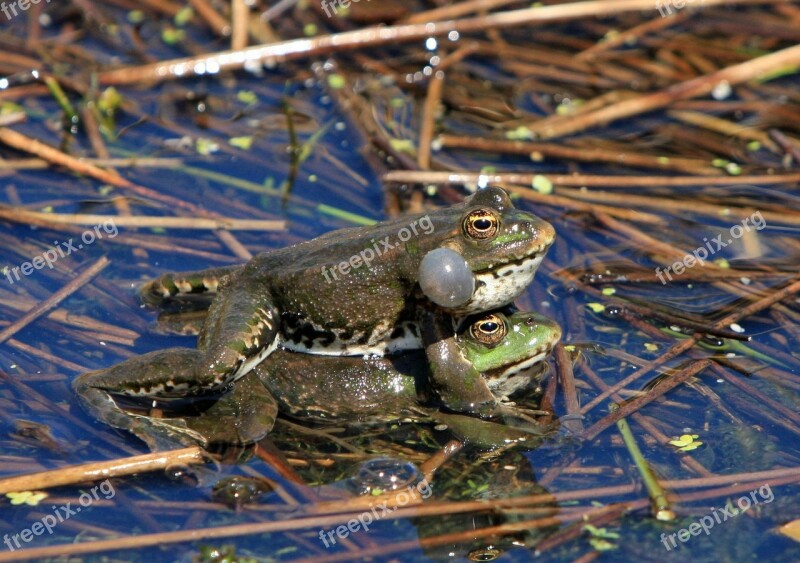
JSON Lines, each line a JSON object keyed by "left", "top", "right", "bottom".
{"left": 261, "top": 309, "right": 561, "bottom": 424}
{"left": 74, "top": 309, "right": 561, "bottom": 449}
{"left": 74, "top": 187, "right": 555, "bottom": 424}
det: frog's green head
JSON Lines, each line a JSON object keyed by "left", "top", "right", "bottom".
{"left": 458, "top": 309, "right": 561, "bottom": 400}
{"left": 418, "top": 187, "right": 555, "bottom": 314}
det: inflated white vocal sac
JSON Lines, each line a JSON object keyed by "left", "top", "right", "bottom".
{"left": 418, "top": 247, "right": 475, "bottom": 308}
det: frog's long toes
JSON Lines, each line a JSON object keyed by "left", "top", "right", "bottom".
{"left": 130, "top": 415, "right": 210, "bottom": 450}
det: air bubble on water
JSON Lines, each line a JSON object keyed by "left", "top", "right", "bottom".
{"left": 712, "top": 81, "right": 732, "bottom": 100}
{"left": 425, "top": 37, "right": 438, "bottom": 51}
{"left": 448, "top": 31, "right": 460, "bottom": 41}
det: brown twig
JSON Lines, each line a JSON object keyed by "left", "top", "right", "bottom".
{"left": 98, "top": 0, "right": 766, "bottom": 85}
{"left": 580, "top": 276, "right": 800, "bottom": 416}
{"left": 0, "top": 257, "right": 109, "bottom": 346}
{"left": 0, "top": 206, "right": 285, "bottom": 231}
{"left": 0, "top": 447, "right": 206, "bottom": 494}
{"left": 580, "top": 360, "right": 713, "bottom": 441}
{"left": 528, "top": 42, "right": 800, "bottom": 138}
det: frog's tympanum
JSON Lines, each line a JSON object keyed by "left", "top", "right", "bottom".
{"left": 74, "top": 309, "right": 561, "bottom": 449}
{"left": 74, "top": 187, "right": 555, "bottom": 437}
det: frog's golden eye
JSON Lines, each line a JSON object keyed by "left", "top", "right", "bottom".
{"left": 463, "top": 209, "right": 499, "bottom": 240}
{"left": 470, "top": 314, "right": 506, "bottom": 345}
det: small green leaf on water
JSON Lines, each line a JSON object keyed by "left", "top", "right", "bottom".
{"left": 161, "top": 27, "right": 185, "bottom": 45}
{"left": 725, "top": 162, "right": 742, "bottom": 175}
{"left": 644, "top": 342, "right": 658, "bottom": 351}
{"left": 658, "top": 156, "right": 670, "bottom": 164}
{"left": 390, "top": 138, "right": 416, "bottom": 154}
{"left": 0, "top": 101, "right": 23, "bottom": 115}
{"left": 505, "top": 126, "right": 534, "bottom": 140}
{"left": 98, "top": 87, "right": 123, "bottom": 114}
{"left": 480, "top": 166, "right": 497, "bottom": 174}
{"left": 7, "top": 491, "right": 48, "bottom": 506}
{"left": 587, "top": 303, "right": 606, "bottom": 314}
{"left": 196, "top": 138, "right": 219, "bottom": 155}
{"left": 532, "top": 174, "right": 553, "bottom": 194}
{"left": 669, "top": 433, "right": 703, "bottom": 452}
{"left": 589, "top": 538, "right": 617, "bottom": 551}
{"left": 127, "top": 10, "right": 144, "bottom": 24}
{"left": 601, "top": 287, "right": 616, "bottom": 296}
{"left": 327, "top": 74, "right": 346, "bottom": 90}
{"left": 237, "top": 90, "right": 258, "bottom": 105}
{"left": 583, "top": 525, "right": 620, "bottom": 539}
{"left": 229, "top": 136, "right": 253, "bottom": 150}
{"left": 747, "top": 141, "right": 761, "bottom": 151}
{"left": 714, "top": 258, "right": 730, "bottom": 269}
{"left": 303, "top": 23, "right": 318, "bottom": 36}
{"left": 174, "top": 6, "right": 193, "bottom": 26}
{"left": 778, "top": 519, "right": 800, "bottom": 543}
{"left": 602, "top": 29, "right": 620, "bottom": 42}
{"left": 370, "top": 488, "right": 384, "bottom": 496}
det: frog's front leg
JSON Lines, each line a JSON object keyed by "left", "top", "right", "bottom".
{"left": 419, "top": 309, "right": 547, "bottom": 433}
{"left": 139, "top": 264, "right": 244, "bottom": 308}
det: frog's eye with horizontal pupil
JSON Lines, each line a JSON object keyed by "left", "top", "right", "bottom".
{"left": 463, "top": 209, "right": 499, "bottom": 240}
{"left": 470, "top": 315, "right": 506, "bottom": 345}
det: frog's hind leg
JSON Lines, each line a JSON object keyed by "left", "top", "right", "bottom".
{"left": 76, "top": 278, "right": 280, "bottom": 447}
{"left": 73, "top": 349, "right": 213, "bottom": 449}
{"left": 140, "top": 265, "right": 244, "bottom": 309}
{"left": 73, "top": 352, "right": 278, "bottom": 450}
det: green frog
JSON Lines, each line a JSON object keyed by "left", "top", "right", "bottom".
{"left": 74, "top": 309, "right": 561, "bottom": 450}
{"left": 74, "top": 187, "right": 555, "bottom": 425}
{"left": 261, "top": 308, "right": 561, "bottom": 427}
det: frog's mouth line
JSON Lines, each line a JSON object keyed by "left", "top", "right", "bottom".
{"left": 484, "top": 348, "right": 551, "bottom": 383}
{"left": 473, "top": 245, "right": 550, "bottom": 276}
